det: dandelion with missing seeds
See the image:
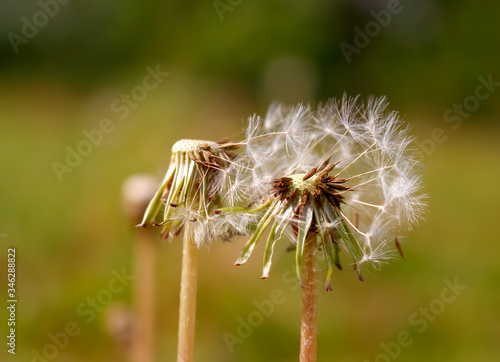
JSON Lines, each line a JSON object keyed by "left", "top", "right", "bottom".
{"left": 138, "top": 138, "right": 254, "bottom": 362}
{"left": 234, "top": 95, "right": 425, "bottom": 282}
{"left": 138, "top": 95, "right": 425, "bottom": 362}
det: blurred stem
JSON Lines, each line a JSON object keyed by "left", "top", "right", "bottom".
{"left": 177, "top": 226, "right": 198, "bottom": 362}
{"left": 132, "top": 231, "right": 155, "bottom": 362}
{"left": 300, "top": 234, "right": 317, "bottom": 362}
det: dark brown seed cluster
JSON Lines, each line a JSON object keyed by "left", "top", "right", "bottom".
{"left": 270, "top": 161, "right": 353, "bottom": 238}
{"left": 273, "top": 177, "right": 295, "bottom": 201}
{"left": 315, "top": 172, "right": 350, "bottom": 209}
{"left": 186, "top": 140, "right": 239, "bottom": 171}
{"left": 272, "top": 161, "right": 352, "bottom": 210}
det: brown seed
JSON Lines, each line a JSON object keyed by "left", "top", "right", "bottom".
{"left": 330, "top": 177, "right": 347, "bottom": 183}
{"left": 202, "top": 150, "right": 214, "bottom": 164}
{"left": 313, "top": 196, "right": 322, "bottom": 209}
{"left": 395, "top": 237, "right": 405, "bottom": 259}
{"left": 219, "top": 142, "right": 239, "bottom": 150}
{"left": 198, "top": 143, "right": 212, "bottom": 150}
{"left": 303, "top": 167, "right": 317, "bottom": 180}
{"left": 217, "top": 137, "right": 230, "bottom": 144}
{"left": 194, "top": 151, "right": 203, "bottom": 162}
{"left": 317, "top": 157, "right": 332, "bottom": 172}
{"left": 300, "top": 191, "right": 309, "bottom": 207}
{"left": 287, "top": 188, "right": 299, "bottom": 200}
{"left": 322, "top": 187, "right": 341, "bottom": 196}
{"left": 322, "top": 163, "right": 336, "bottom": 174}
{"left": 325, "top": 194, "right": 341, "bottom": 209}
{"left": 327, "top": 183, "right": 349, "bottom": 191}
{"left": 357, "top": 269, "right": 365, "bottom": 282}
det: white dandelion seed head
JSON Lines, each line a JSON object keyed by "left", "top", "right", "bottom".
{"left": 237, "top": 95, "right": 425, "bottom": 280}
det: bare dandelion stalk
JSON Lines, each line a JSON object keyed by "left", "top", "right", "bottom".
{"left": 300, "top": 233, "right": 317, "bottom": 362}
{"left": 132, "top": 231, "right": 155, "bottom": 362}
{"left": 122, "top": 175, "right": 159, "bottom": 362}
{"left": 177, "top": 224, "right": 198, "bottom": 362}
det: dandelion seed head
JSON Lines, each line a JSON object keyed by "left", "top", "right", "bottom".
{"left": 236, "top": 95, "right": 425, "bottom": 285}
{"left": 139, "top": 137, "right": 249, "bottom": 247}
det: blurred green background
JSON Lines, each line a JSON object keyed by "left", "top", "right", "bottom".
{"left": 1, "top": 0, "right": 499, "bottom": 361}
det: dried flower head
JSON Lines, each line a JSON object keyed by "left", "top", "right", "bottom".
{"left": 232, "top": 96, "right": 425, "bottom": 289}
{"left": 137, "top": 138, "right": 253, "bottom": 246}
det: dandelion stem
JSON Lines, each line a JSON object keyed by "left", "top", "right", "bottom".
{"left": 177, "top": 226, "right": 198, "bottom": 362}
{"left": 300, "top": 233, "right": 317, "bottom": 362}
